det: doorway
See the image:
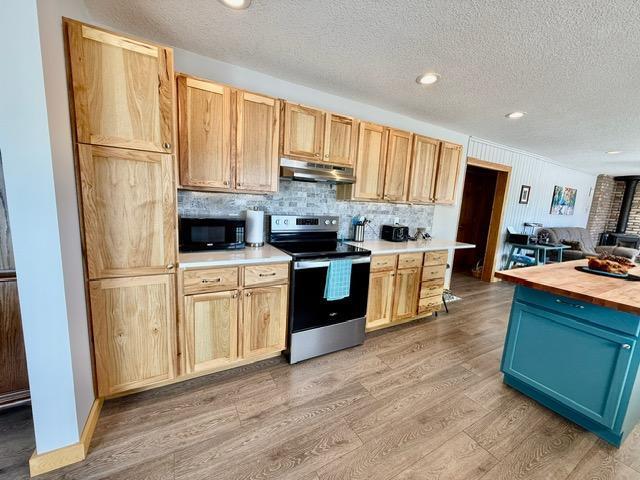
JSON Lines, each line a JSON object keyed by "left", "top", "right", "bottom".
{"left": 454, "top": 158, "right": 511, "bottom": 282}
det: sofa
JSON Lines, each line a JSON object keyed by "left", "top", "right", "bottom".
{"left": 537, "top": 227, "right": 639, "bottom": 262}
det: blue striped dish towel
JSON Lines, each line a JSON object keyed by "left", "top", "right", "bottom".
{"left": 324, "top": 259, "right": 352, "bottom": 301}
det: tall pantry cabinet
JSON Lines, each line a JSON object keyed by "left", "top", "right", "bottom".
{"left": 65, "top": 19, "right": 178, "bottom": 396}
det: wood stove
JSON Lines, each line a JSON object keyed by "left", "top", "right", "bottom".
{"left": 600, "top": 176, "right": 640, "bottom": 249}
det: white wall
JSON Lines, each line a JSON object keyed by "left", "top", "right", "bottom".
{"left": 0, "top": 0, "right": 94, "bottom": 454}
{"left": 467, "top": 138, "right": 597, "bottom": 270}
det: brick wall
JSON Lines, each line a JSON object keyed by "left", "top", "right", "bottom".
{"left": 586, "top": 175, "right": 616, "bottom": 242}
{"left": 587, "top": 175, "right": 640, "bottom": 243}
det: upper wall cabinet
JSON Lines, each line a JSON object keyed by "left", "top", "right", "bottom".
{"left": 177, "top": 75, "right": 279, "bottom": 194}
{"left": 235, "top": 92, "right": 280, "bottom": 193}
{"left": 281, "top": 103, "right": 325, "bottom": 161}
{"left": 383, "top": 129, "right": 413, "bottom": 202}
{"left": 65, "top": 19, "right": 175, "bottom": 154}
{"left": 408, "top": 135, "right": 440, "bottom": 203}
{"left": 281, "top": 103, "right": 358, "bottom": 167}
{"left": 433, "top": 142, "right": 462, "bottom": 204}
{"left": 177, "top": 76, "right": 232, "bottom": 190}
{"left": 352, "top": 122, "right": 388, "bottom": 200}
{"left": 79, "top": 144, "right": 177, "bottom": 279}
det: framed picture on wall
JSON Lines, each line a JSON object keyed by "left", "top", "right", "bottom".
{"left": 519, "top": 185, "right": 531, "bottom": 204}
{"left": 550, "top": 185, "right": 577, "bottom": 215}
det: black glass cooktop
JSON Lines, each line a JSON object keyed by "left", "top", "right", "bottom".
{"left": 270, "top": 241, "right": 370, "bottom": 260}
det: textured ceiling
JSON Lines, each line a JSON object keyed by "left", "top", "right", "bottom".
{"left": 85, "top": 0, "right": 640, "bottom": 175}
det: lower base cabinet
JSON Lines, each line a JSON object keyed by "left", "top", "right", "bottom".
{"left": 365, "top": 270, "right": 395, "bottom": 330}
{"left": 90, "top": 274, "right": 177, "bottom": 397}
{"left": 392, "top": 267, "right": 421, "bottom": 321}
{"left": 0, "top": 278, "right": 29, "bottom": 406}
{"left": 242, "top": 285, "right": 288, "bottom": 358}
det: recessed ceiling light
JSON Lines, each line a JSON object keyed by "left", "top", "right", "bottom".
{"left": 217, "top": 0, "right": 251, "bottom": 9}
{"left": 505, "top": 111, "right": 526, "bottom": 119}
{"left": 606, "top": 150, "right": 622, "bottom": 155}
{"left": 416, "top": 73, "right": 440, "bottom": 85}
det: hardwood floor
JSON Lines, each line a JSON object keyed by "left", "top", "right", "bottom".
{"left": 3, "top": 273, "right": 640, "bottom": 479}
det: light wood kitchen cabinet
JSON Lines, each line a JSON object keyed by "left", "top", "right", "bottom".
{"left": 242, "top": 285, "right": 288, "bottom": 358}
{"left": 408, "top": 135, "right": 440, "bottom": 203}
{"left": 65, "top": 19, "right": 174, "bottom": 154}
{"left": 235, "top": 91, "right": 280, "bottom": 193}
{"left": 90, "top": 274, "right": 177, "bottom": 397}
{"left": 365, "top": 270, "right": 395, "bottom": 330}
{"left": 281, "top": 103, "right": 325, "bottom": 161}
{"left": 392, "top": 266, "right": 421, "bottom": 321}
{"left": 0, "top": 279, "right": 29, "bottom": 406}
{"left": 433, "top": 142, "right": 462, "bottom": 204}
{"left": 352, "top": 122, "right": 388, "bottom": 200}
{"left": 177, "top": 76, "right": 232, "bottom": 190}
{"left": 78, "top": 144, "right": 177, "bottom": 280}
{"left": 383, "top": 129, "right": 413, "bottom": 201}
{"left": 183, "top": 290, "right": 238, "bottom": 374}
{"left": 323, "top": 114, "right": 358, "bottom": 166}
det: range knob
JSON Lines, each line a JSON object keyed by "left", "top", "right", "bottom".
{"left": 275, "top": 219, "right": 280, "bottom": 225}
{"left": 331, "top": 220, "right": 337, "bottom": 225}
{"left": 324, "top": 219, "right": 330, "bottom": 225}
{"left": 284, "top": 219, "right": 289, "bottom": 225}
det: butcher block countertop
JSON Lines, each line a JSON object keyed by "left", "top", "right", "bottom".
{"left": 495, "top": 259, "right": 640, "bottom": 315}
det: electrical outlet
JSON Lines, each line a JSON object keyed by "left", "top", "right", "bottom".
{"left": 393, "top": 216, "right": 400, "bottom": 225}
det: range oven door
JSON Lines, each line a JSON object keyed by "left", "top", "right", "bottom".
{"left": 290, "top": 256, "right": 371, "bottom": 333}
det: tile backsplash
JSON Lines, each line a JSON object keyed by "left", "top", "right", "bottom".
{"left": 178, "top": 181, "right": 434, "bottom": 241}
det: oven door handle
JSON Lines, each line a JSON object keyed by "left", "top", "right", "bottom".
{"left": 294, "top": 256, "right": 371, "bottom": 270}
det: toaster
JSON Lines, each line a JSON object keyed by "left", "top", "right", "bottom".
{"left": 381, "top": 224, "right": 409, "bottom": 242}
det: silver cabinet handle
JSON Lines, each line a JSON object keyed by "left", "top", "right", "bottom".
{"left": 163, "top": 142, "right": 171, "bottom": 149}
{"left": 246, "top": 292, "right": 252, "bottom": 297}
{"left": 223, "top": 180, "right": 230, "bottom": 186}
{"left": 202, "top": 278, "right": 221, "bottom": 284}
{"left": 232, "top": 292, "right": 238, "bottom": 299}
{"left": 623, "top": 344, "right": 632, "bottom": 350}
{"left": 555, "top": 298, "right": 585, "bottom": 309}
{"left": 259, "top": 272, "right": 277, "bottom": 277}
{"left": 166, "top": 263, "right": 175, "bottom": 270}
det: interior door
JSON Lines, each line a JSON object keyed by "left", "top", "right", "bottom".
{"left": 383, "top": 129, "right": 413, "bottom": 201}
{"left": 365, "top": 270, "right": 395, "bottom": 330}
{"left": 502, "top": 302, "right": 635, "bottom": 428}
{"left": 65, "top": 20, "right": 174, "bottom": 153}
{"left": 177, "top": 75, "right": 232, "bottom": 190}
{"left": 392, "top": 267, "right": 421, "bottom": 321}
{"left": 0, "top": 279, "right": 29, "bottom": 402}
{"left": 408, "top": 135, "right": 440, "bottom": 203}
{"left": 242, "top": 285, "right": 288, "bottom": 358}
{"left": 79, "top": 144, "right": 177, "bottom": 279}
{"left": 324, "top": 114, "right": 358, "bottom": 166}
{"left": 434, "top": 142, "right": 462, "bottom": 204}
{"left": 282, "top": 103, "right": 325, "bottom": 161}
{"left": 353, "top": 123, "right": 388, "bottom": 200}
{"left": 90, "top": 274, "right": 176, "bottom": 396}
{"left": 184, "top": 290, "right": 239, "bottom": 373}
{"left": 235, "top": 92, "right": 280, "bottom": 193}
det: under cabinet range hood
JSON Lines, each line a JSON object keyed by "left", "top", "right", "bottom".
{"left": 280, "top": 158, "right": 355, "bottom": 184}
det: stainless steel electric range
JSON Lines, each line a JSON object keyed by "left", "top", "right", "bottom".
{"left": 268, "top": 215, "right": 371, "bottom": 364}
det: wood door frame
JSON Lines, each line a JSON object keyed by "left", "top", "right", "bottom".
{"left": 464, "top": 157, "right": 512, "bottom": 282}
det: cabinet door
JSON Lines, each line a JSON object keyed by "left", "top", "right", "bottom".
{"left": 392, "top": 267, "right": 421, "bottom": 321}
{"left": 353, "top": 123, "right": 388, "bottom": 200}
{"left": 383, "top": 129, "right": 413, "bottom": 201}
{"left": 324, "top": 114, "right": 358, "bottom": 166}
{"left": 65, "top": 20, "right": 174, "bottom": 153}
{"left": 90, "top": 274, "right": 176, "bottom": 396}
{"left": 502, "top": 302, "right": 635, "bottom": 428}
{"left": 177, "top": 76, "right": 232, "bottom": 190}
{"left": 282, "top": 103, "right": 325, "bottom": 161}
{"left": 408, "top": 135, "right": 440, "bottom": 203}
{"left": 242, "top": 285, "right": 287, "bottom": 358}
{"left": 0, "top": 157, "right": 15, "bottom": 273}
{"left": 79, "top": 145, "right": 177, "bottom": 279}
{"left": 236, "top": 92, "right": 280, "bottom": 193}
{"left": 433, "top": 142, "right": 462, "bottom": 204}
{"left": 0, "top": 279, "right": 29, "bottom": 402}
{"left": 184, "top": 290, "right": 238, "bottom": 374}
{"left": 366, "top": 270, "right": 395, "bottom": 329}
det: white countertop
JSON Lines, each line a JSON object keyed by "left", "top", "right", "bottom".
{"left": 345, "top": 239, "right": 475, "bottom": 255}
{"left": 179, "top": 244, "right": 292, "bottom": 269}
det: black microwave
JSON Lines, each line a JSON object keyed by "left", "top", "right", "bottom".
{"left": 179, "top": 217, "right": 245, "bottom": 251}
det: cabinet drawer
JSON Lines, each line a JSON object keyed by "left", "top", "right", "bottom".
{"left": 244, "top": 263, "right": 289, "bottom": 287}
{"left": 503, "top": 302, "right": 635, "bottom": 428}
{"left": 371, "top": 255, "right": 397, "bottom": 272}
{"left": 422, "top": 265, "right": 446, "bottom": 281}
{"left": 397, "top": 253, "right": 423, "bottom": 269}
{"left": 183, "top": 267, "right": 239, "bottom": 295}
{"left": 424, "top": 250, "right": 448, "bottom": 266}
{"left": 419, "top": 294, "right": 442, "bottom": 313}
{"left": 420, "top": 280, "right": 444, "bottom": 299}
{"left": 516, "top": 286, "right": 640, "bottom": 337}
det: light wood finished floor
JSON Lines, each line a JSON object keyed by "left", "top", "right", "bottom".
{"left": 3, "top": 274, "right": 640, "bottom": 480}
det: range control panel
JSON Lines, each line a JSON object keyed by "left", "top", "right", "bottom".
{"left": 270, "top": 215, "right": 339, "bottom": 233}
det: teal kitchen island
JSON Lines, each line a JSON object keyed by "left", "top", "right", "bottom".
{"left": 496, "top": 259, "right": 640, "bottom": 446}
